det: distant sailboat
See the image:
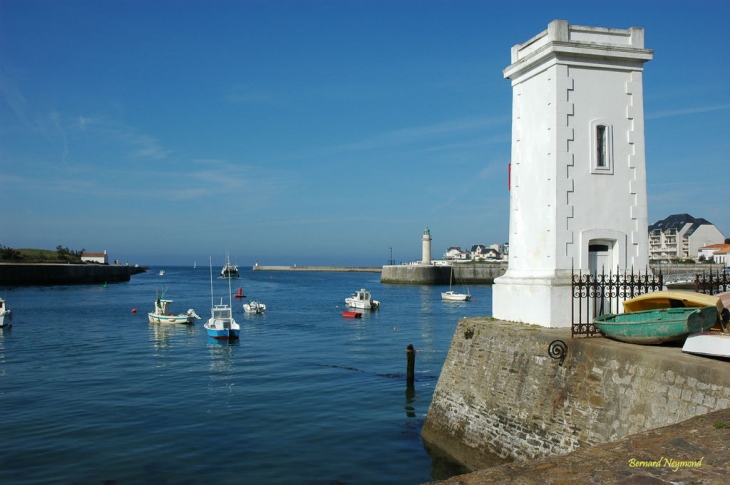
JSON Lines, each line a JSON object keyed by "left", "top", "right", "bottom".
{"left": 441, "top": 263, "right": 471, "bottom": 301}
{"left": 194, "top": 261, "right": 197, "bottom": 269}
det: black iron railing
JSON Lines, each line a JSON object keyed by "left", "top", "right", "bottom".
{"left": 571, "top": 267, "right": 663, "bottom": 338}
{"left": 694, "top": 268, "right": 729, "bottom": 295}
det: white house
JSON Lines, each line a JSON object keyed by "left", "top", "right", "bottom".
{"left": 713, "top": 247, "right": 730, "bottom": 267}
{"left": 443, "top": 247, "right": 468, "bottom": 260}
{"left": 697, "top": 243, "right": 730, "bottom": 262}
{"left": 493, "top": 20, "right": 653, "bottom": 327}
{"left": 81, "top": 250, "right": 108, "bottom": 264}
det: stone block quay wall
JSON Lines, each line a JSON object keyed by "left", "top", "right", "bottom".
{"left": 253, "top": 265, "right": 381, "bottom": 273}
{"left": 421, "top": 317, "right": 730, "bottom": 472}
{"left": 0, "top": 263, "right": 147, "bottom": 286}
{"left": 381, "top": 263, "right": 507, "bottom": 285}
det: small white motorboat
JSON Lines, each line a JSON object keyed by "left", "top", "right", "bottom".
{"left": 159, "top": 270, "right": 166, "bottom": 276}
{"left": 345, "top": 289, "right": 380, "bottom": 310}
{"left": 0, "top": 298, "right": 11, "bottom": 328}
{"left": 243, "top": 300, "right": 266, "bottom": 314}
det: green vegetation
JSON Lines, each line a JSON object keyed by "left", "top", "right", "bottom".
{"left": 0, "top": 245, "right": 85, "bottom": 263}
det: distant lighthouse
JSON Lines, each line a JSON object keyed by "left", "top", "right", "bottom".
{"left": 422, "top": 227, "right": 432, "bottom": 265}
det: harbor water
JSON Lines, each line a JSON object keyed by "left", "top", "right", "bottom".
{"left": 0, "top": 267, "right": 492, "bottom": 484}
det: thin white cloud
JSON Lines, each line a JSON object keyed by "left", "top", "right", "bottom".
{"left": 49, "top": 111, "right": 69, "bottom": 162}
{"left": 646, "top": 103, "right": 730, "bottom": 120}
{"left": 322, "top": 116, "right": 510, "bottom": 156}
{"left": 0, "top": 67, "right": 34, "bottom": 131}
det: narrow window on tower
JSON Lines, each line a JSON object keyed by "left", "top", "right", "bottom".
{"left": 590, "top": 120, "right": 614, "bottom": 174}
{"left": 596, "top": 125, "right": 607, "bottom": 167}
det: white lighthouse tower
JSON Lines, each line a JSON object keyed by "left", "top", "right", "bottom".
{"left": 493, "top": 20, "right": 653, "bottom": 327}
{"left": 422, "top": 227, "right": 432, "bottom": 265}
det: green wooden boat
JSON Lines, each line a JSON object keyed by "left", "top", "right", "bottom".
{"left": 593, "top": 306, "right": 718, "bottom": 345}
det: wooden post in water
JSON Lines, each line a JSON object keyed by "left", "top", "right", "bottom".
{"left": 406, "top": 344, "right": 416, "bottom": 387}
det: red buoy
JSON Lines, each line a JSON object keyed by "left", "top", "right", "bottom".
{"left": 131, "top": 308, "right": 137, "bottom": 313}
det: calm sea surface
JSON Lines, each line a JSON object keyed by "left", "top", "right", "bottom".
{"left": 0, "top": 267, "right": 492, "bottom": 485}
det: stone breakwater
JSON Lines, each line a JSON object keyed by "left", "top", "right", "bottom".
{"left": 252, "top": 265, "right": 381, "bottom": 272}
{"left": 380, "top": 264, "right": 507, "bottom": 285}
{"left": 421, "top": 318, "right": 730, "bottom": 472}
{"left": 0, "top": 263, "right": 147, "bottom": 286}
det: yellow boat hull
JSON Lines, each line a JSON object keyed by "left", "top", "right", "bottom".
{"left": 622, "top": 290, "right": 723, "bottom": 326}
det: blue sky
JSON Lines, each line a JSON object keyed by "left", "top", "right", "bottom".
{"left": 1, "top": 1, "right": 728, "bottom": 267}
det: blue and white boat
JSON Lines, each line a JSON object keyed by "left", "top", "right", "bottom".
{"left": 204, "top": 258, "right": 240, "bottom": 340}
{"left": 205, "top": 300, "right": 240, "bottom": 340}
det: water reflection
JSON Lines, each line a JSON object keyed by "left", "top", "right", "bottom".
{"left": 404, "top": 384, "right": 417, "bottom": 418}
{"left": 206, "top": 339, "right": 238, "bottom": 411}
{"left": 149, "top": 322, "right": 195, "bottom": 354}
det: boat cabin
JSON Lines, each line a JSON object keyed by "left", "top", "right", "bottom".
{"left": 212, "top": 305, "right": 232, "bottom": 322}
{"left": 155, "top": 298, "right": 173, "bottom": 315}
{"left": 352, "top": 289, "right": 372, "bottom": 302}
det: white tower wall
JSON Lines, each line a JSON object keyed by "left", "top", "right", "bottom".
{"left": 493, "top": 20, "right": 653, "bottom": 327}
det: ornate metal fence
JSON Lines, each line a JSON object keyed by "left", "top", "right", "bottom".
{"left": 694, "top": 268, "right": 729, "bottom": 295}
{"left": 571, "top": 268, "right": 663, "bottom": 338}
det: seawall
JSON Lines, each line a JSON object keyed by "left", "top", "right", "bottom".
{"left": 380, "top": 263, "right": 507, "bottom": 285}
{"left": 421, "top": 317, "right": 730, "bottom": 472}
{"left": 252, "top": 265, "right": 381, "bottom": 273}
{"left": 0, "top": 263, "right": 148, "bottom": 286}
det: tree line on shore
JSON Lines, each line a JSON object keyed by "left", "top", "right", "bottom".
{"left": 0, "top": 245, "right": 85, "bottom": 263}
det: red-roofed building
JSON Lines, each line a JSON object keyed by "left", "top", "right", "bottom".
{"left": 711, "top": 246, "right": 730, "bottom": 267}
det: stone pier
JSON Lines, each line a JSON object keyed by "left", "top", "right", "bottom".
{"left": 422, "top": 318, "right": 730, "bottom": 471}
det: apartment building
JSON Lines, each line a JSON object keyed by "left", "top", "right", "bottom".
{"left": 648, "top": 214, "right": 725, "bottom": 262}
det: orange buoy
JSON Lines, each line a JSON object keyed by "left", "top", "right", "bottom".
{"left": 131, "top": 308, "right": 137, "bottom": 313}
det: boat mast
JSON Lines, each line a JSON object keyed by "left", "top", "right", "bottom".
{"left": 209, "top": 256, "right": 214, "bottom": 317}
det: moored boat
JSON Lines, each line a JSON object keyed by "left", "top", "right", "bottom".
{"left": 148, "top": 293, "right": 200, "bottom": 324}
{"left": 345, "top": 289, "right": 380, "bottom": 310}
{"left": 243, "top": 300, "right": 266, "bottom": 314}
{"left": 0, "top": 298, "right": 11, "bottom": 328}
{"left": 441, "top": 290, "right": 471, "bottom": 302}
{"left": 593, "top": 306, "right": 718, "bottom": 345}
{"left": 205, "top": 258, "right": 240, "bottom": 340}
{"left": 342, "top": 311, "right": 362, "bottom": 318}
{"left": 441, "top": 263, "right": 471, "bottom": 301}
{"left": 205, "top": 301, "right": 240, "bottom": 339}
{"left": 220, "top": 254, "right": 239, "bottom": 279}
